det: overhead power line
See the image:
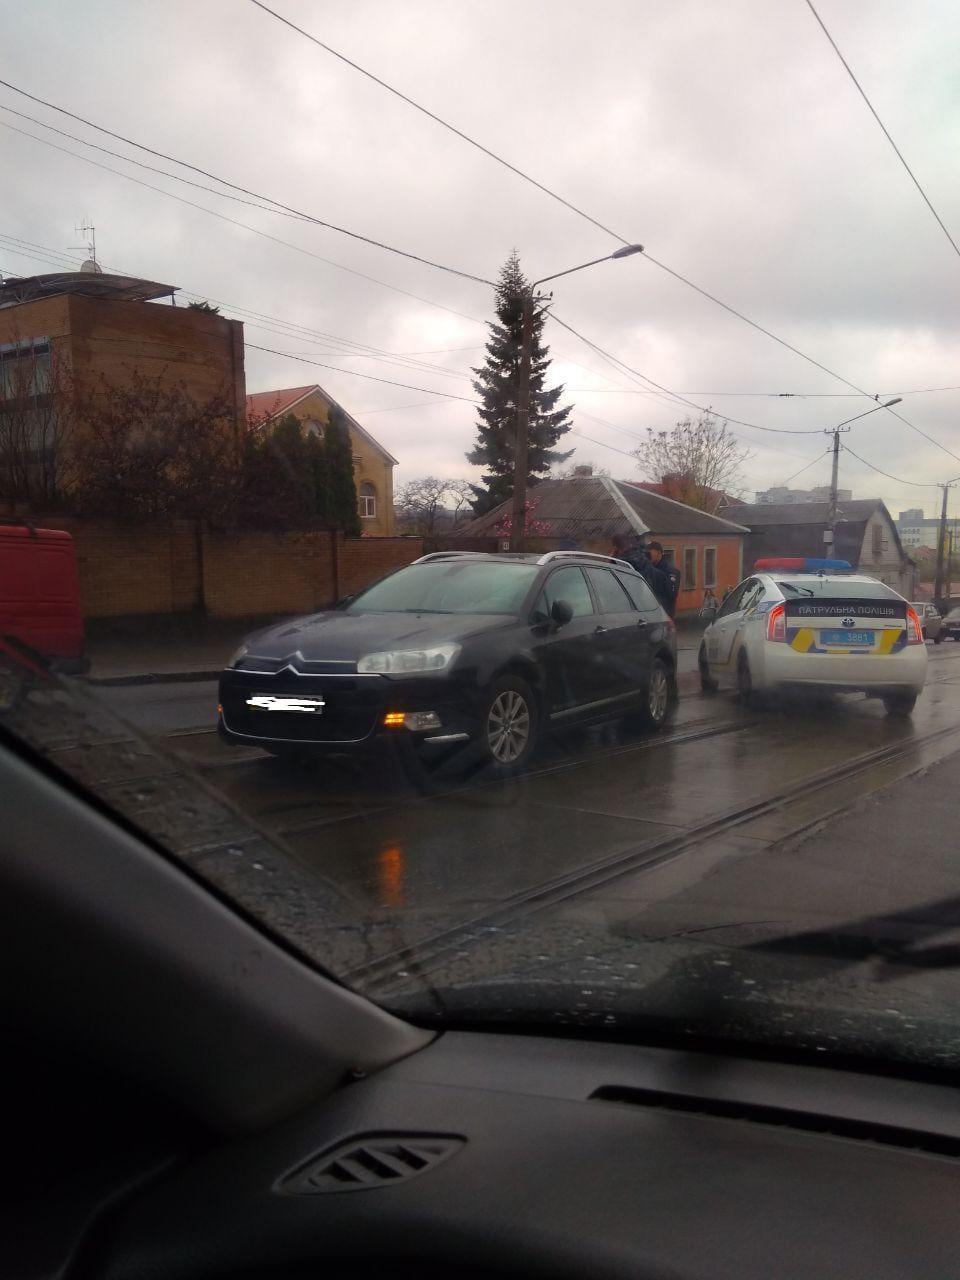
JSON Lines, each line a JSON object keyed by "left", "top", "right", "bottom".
{"left": 245, "top": 342, "right": 479, "bottom": 401}
{"left": 803, "top": 0, "right": 960, "bottom": 263}
{"left": 241, "top": 9, "right": 960, "bottom": 463}
{"left": 247, "top": 0, "right": 629, "bottom": 246}
{"left": 0, "top": 120, "right": 485, "bottom": 324}
{"left": 840, "top": 443, "right": 938, "bottom": 488}
{"left": 0, "top": 83, "right": 493, "bottom": 287}
{"left": 551, "top": 315, "right": 823, "bottom": 437}
{"left": 780, "top": 448, "right": 832, "bottom": 487}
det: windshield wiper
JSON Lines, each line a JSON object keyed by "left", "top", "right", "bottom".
{"left": 778, "top": 582, "right": 815, "bottom": 597}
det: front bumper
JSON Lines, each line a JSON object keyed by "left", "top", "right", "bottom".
{"left": 217, "top": 667, "right": 483, "bottom": 750}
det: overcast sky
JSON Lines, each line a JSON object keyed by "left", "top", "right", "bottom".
{"left": 3, "top": 0, "right": 960, "bottom": 518}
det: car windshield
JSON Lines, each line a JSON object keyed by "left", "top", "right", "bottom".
{"left": 5, "top": 2, "right": 960, "bottom": 1088}
{"left": 347, "top": 561, "right": 539, "bottom": 615}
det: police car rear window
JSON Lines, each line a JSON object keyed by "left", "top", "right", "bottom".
{"left": 776, "top": 578, "right": 901, "bottom": 600}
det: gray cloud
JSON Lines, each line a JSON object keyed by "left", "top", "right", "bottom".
{"left": 3, "top": 0, "right": 960, "bottom": 518}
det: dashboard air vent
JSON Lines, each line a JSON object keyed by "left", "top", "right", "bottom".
{"left": 279, "top": 1133, "right": 465, "bottom": 1194}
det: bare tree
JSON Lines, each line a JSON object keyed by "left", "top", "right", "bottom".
{"left": 445, "top": 478, "right": 476, "bottom": 526}
{"left": 632, "top": 412, "right": 750, "bottom": 513}
{"left": 70, "top": 372, "right": 240, "bottom": 526}
{"left": 0, "top": 333, "right": 77, "bottom": 509}
{"left": 395, "top": 477, "right": 474, "bottom": 534}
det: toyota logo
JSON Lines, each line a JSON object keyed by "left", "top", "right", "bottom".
{"left": 840, "top": 617, "right": 856, "bottom": 628}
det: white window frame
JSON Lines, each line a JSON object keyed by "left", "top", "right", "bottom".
{"left": 703, "top": 545, "right": 717, "bottom": 589}
{"left": 360, "top": 482, "right": 377, "bottom": 520}
{"left": 683, "top": 546, "right": 697, "bottom": 591}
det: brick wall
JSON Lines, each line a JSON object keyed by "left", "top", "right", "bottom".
{"left": 0, "top": 513, "right": 423, "bottom": 619}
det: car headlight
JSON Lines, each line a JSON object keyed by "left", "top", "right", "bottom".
{"left": 357, "top": 642, "right": 460, "bottom": 675}
{"left": 228, "top": 644, "right": 249, "bottom": 668}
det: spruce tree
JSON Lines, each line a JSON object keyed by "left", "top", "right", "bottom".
{"left": 324, "top": 408, "right": 361, "bottom": 536}
{"left": 467, "top": 252, "right": 573, "bottom": 514}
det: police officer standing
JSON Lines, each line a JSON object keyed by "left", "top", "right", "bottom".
{"left": 644, "top": 541, "right": 681, "bottom": 618}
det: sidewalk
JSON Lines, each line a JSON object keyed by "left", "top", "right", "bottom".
{"left": 83, "top": 617, "right": 277, "bottom": 686}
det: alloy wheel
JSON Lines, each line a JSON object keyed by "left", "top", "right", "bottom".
{"left": 486, "top": 689, "right": 531, "bottom": 763}
{"left": 648, "top": 664, "right": 670, "bottom": 724}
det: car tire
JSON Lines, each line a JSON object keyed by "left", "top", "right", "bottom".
{"left": 737, "top": 652, "right": 759, "bottom": 708}
{"left": 636, "top": 658, "right": 673, "bottom": 732}
{"left": 698, "top": 643, "right": 718, "bottom": 693}
{"left": 478, "top": 675, "right": 540, "bottom": 775}
{"left": 883, "top": 692, "right": 917, "bottom": 717}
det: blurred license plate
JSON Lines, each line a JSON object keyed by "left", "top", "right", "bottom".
{"left": 821, "top": 629, "right": 874, "bottom": 646}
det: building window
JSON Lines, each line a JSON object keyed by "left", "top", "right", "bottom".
{"left": 683, "top": 547, "right": 697, "bottom": 590}
{"left": 303, "top": 418, "right": 323, "bottom": 438}
{"left": 703, "top": 546, "right": 717, "bottom": 588}
{"left": 872, "top": 524, "right": 883, "bottom": 558}
{"left": 0, "top": 338, "right": 51, "bottom": 401}
{"left": 661, "top": 546, "right": 676, "bottom": 566}
{"left": 360, "top": 481, "right": 377, "bottom": 519}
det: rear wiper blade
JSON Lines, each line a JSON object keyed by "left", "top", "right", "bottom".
{"left": 779, "top": 583, "right": 815, "bottom": 597}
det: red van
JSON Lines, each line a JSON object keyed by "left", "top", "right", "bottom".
{"left": 0, "top": 523, "right": 86, "bottom": 670}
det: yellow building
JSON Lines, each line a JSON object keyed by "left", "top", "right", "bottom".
{"left": 246, "top": 384, "right": 397, "bottom": 536}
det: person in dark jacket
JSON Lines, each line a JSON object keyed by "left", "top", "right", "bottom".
{"left": 645, "top": 541, "right": 681, "bottom": 617}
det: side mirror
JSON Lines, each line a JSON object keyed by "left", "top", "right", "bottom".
{"left": 550, "top": 599, "right": 574, "bottom": 628}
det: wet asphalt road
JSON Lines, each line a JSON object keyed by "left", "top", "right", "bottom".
{"left": 87, "top": 641, "right": 960, "bottom": 981}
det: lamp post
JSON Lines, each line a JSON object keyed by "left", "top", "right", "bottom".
{"left": 508, "top": 244, "right": 643, "bottom": 551}
{"left": 824, "top": 397, "right": 902, "bottom": 548}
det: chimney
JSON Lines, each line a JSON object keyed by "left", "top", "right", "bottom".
{"left": 573, "top": 464, "right": 593, "bottom": 477}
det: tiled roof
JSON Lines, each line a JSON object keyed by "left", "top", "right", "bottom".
{"left": 456, "top": 477, "right": 748, "bottom": 539}
{"left": 245, "top": 383, "right": 399, "bottom": 465}
{"left": 726, "top": 499, "right": 882, "bottom": 526}
{"left": 615, "top": 481, "right": 749, "bottom": 534}
{"left": 246, "top": 385, "right": 317, "bottom": 422}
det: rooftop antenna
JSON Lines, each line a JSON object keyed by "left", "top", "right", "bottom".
{"left": 71, "top": 218, "right": 102, "bottom": 274}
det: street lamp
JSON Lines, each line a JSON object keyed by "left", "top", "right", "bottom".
{"left": 825, "top": 396, "right": 902, "bottom": 545}
{"left": 508, "top": 244, "right": 644, "bottom": 551}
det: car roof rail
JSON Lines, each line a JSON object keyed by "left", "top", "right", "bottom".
{"left": 536, "top": 550, "right": 634, "bottom": 570}
{"left": 411, "top": 551, "right": 488, "bottom": 564}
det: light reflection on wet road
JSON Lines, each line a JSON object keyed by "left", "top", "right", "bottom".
{"left": 141, "top": 643, "right": 960, "bottom": 957}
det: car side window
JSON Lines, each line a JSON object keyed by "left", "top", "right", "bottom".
{"left": 739, "top": 579, "right": 763, "bottom": 614}
{"left": 715, "top": 580, "right": 748, "bottom": 619}
{"left": 615, "top": 570, "right": 660, "bottom": 612}
{"left": 538, "top": 566, "right": 594, "bottom": 619}
{"left": 586, "top": 567, "right": 633, "bottom": 613}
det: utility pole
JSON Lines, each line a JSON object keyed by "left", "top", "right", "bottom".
{"left": 822, "top": 397, "right": 902, "bottom": 555}
{"left": 825, "top": 424, "right": 850, "bottom": 548}
{"left": 508, "top": 291, "right": 534, "bottom": 553}
{"left": 934, "top": 482, "right": 953, "bottom": 608}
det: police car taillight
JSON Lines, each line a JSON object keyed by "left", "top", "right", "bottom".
{"left": 766, "top": 603, "right": 786, "bottom": 642}
{"left": 906, "top": 607, "right": 924, "bottom": 645}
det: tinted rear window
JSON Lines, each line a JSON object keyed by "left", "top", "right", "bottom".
{"left": 776, "top": 578, "right": 901, "bottom": 600}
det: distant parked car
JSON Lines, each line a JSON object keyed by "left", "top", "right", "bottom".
{"left": 942, "top": 607, "right": 960, "bottom": 642}
{"left": 912, "top": 602, "right": 943, "bottom": 643}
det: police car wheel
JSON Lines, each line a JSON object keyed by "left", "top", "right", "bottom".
{"left": 698, "top": 644, "right": 718, "bottom": 693}
{"left": 883, "top": 692, "right": 917, "bottom": 717}
{"left": 736, "top": 653, "right": 757, "bottom": 706}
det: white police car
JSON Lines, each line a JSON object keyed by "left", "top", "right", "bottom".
{"left": 698, "top": 558, "right": 927, "bottom": 716}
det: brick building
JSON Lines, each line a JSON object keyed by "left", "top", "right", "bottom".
{"left": 0, "top": 268, "right": 246, "bottom": 428}
{"left": 247, "top": 384, "right": 397, "bottom": 536}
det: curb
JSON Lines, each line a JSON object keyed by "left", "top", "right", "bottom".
{"left": 82, "top": 668, "right": 222, "bottom": 688}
